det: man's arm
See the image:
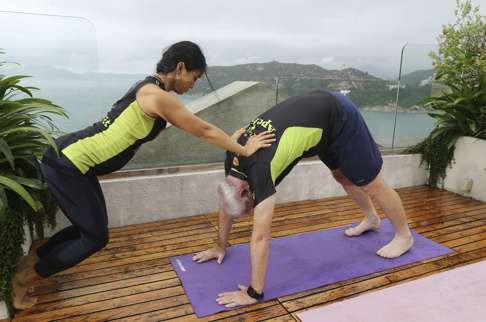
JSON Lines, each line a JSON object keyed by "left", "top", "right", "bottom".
{"left": 192, "top": 207, "right": 234, "bottom": 264}
{"left": 136, "top": 85, "right": 275, "bottom": 157}
{"left": 249, "top": 196, "right": 275, "bottom": 293}
{"left": 216, "top": 196, "right": 275, "bottom": 308}
{"left": 217, "top": 207, "right": 234, "bottom": 249}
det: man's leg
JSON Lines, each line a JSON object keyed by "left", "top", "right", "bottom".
{"left": 326, "top": 91, "right": 412, "bottom": 258}
{"left": 361, "top": 172, "right": 413, "bottom": 258}
{"left": 331, "top": 169, "right": 381, "bottom": 236}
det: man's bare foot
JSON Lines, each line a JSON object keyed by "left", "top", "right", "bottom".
{"left": 377, "top": 234, "right": 414, "bottom": 258}
{"left": 345, "top": 214, "right": 381, "bottom": 237}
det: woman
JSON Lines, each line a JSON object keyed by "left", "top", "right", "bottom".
{"left": 12, "top": 41, "right": 275, "bottom": 309}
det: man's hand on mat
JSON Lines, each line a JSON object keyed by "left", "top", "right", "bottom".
{"left": 192, "top": 246, "right": 226, "bottom": 264}
{"left": 216, "top": 284, "right": 257, "bottom": 307}
{"left": 242, "top": 131, "right": 276, "bottom": 157}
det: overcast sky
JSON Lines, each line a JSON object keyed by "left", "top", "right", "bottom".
{"left": 1, "top": 0, "right": 485, "bottom": 78}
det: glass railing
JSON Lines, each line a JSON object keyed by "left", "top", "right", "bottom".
{"left": 113, "top": 65, "right": 439, "bottom": 167}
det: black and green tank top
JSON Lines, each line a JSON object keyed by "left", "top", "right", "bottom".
{"left": 56, "top": 76, "right": 167, "bottom": 175}
{"left": 225, "top": 90, "right": 342, "bottom": 206}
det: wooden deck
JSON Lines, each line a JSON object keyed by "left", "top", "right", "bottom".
{"left": 13, "top": 185, "right": 486, "bottom": 321}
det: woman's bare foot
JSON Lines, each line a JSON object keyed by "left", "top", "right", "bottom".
{"left": 12, "top": 271, "right": 30, "bottom": 310}
{"left": 14, "top": 294, "right": 38, "bottom": 310}
{"left": 12, "top": 267, "right": 40, "bottom": 310}
{"left": 345, "top": 213, "right": 381, "bottom": 237}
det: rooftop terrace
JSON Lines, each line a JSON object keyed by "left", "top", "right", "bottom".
{"left": 12, "top": 185, "right": 486, "bottom": 321}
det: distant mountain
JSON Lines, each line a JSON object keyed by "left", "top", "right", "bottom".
{"left": 194, "top": 61, "right": 384, "bottom": 95}
{"left": 400, "top": 69, "right": 434, "bottom": 86}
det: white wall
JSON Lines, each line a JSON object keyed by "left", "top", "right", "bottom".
{"left": 443, "top": 136, "right": 486, "bottom": 202}
{"left": 47, "top": 154, "right": 427, "bottom": 235}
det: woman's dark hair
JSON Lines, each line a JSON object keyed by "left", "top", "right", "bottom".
{"left": 156, "top": 41, "right": 207, "bottom": 74}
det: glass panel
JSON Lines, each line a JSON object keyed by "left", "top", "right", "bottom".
{"left": 0, "top": 12, "right": 99, "bottom": 133}
{"left": 127, "top": 76, "right": 278, "bottom": 169}
{"left": 393, "top": 43, "right": 438, "bottom": 148}
{"left": 275, "top": 75, "right": 400, "bottom": 149}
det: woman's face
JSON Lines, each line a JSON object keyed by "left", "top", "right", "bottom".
{"left": 173, "top": 65, "right": 203, "bottom": 94}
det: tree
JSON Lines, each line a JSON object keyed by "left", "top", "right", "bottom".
{"left": 430, "top": 0, "right": 485, "bottom": 88}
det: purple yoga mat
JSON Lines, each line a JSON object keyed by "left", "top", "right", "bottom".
{"left": 170, "top": 219, "right": 453, "bottom": 317}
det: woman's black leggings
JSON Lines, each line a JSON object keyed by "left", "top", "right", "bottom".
{"left": 35, "top": 152, "right": 108, "bottom": 278}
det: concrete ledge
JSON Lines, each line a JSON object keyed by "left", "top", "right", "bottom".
{"left": 47, "top": 154, "right": 426, "bottom": 235}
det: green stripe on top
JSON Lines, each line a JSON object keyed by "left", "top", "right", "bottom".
{"left": 270, "top": 127, "right": 323, "bottom": 183}
{"left": 62, "top": 101, "right": 155, "bottom": 174}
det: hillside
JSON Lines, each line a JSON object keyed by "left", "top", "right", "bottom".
{"left": 194, "top": 62, "right": 431, "bottom": 108}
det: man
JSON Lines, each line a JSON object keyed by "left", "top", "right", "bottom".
{"left": 193, "top": 90, "right": 414, "bottom": 308}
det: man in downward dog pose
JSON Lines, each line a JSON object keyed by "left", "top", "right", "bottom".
{"left": 193, "top": 90, "right": 414, "bottom": 307}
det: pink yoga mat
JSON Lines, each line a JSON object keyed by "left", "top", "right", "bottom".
{"left": 298, "top": 260, "right": 486, "bottom": 322}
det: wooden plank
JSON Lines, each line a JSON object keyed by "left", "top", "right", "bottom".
{"left": 32, "top": 263, "right": 173, "bottom": 296}
{"left": 82, "top": 236, "right": 216, "bottom": 265}
{"left": 111, "top": 301, "right": 279, "bottom": 322}
{"left": 222, "top": 196, "right": 484, "bottom": 235}
{"left": 17, "top": 281, "right": 182, "bottom": 316}
{"left": 282, "top": 276, "right": 392, "bottom": 312}
{"left": 13, "top": 293, "right": 189, "bottom": 322}
{"left": 64, "top": 301, "right": 288, "bottom": 322}
{"left": 33, "top": 258, "right": 171, "bottom": 288}
{"left": 109, "top": 214, "right": 214, "bottom": 235}
{"left": 227, "top": 204, "right": 486, "bottom": 245}
{"left": 203, "top": 186, "right": 452, "bottom": 225}
{"left": 217, "top": 193, "right": 467, "bottom": 231}
{"left": 260, "top": 315, "right": 298, "bottom": 322}
{"left": 33, "top": 272, "right": 177, "bottom": 304}
{"left": 53, "top": 244, "right": 216, "bottom": 276}
{"left": 106, "top": 226, "right": 216, "bottom": 249}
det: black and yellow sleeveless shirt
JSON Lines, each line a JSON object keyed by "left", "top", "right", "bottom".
{"left": 55, "top": 76, "right": 167, "bottom": 175}
{"left": 225, "top": 90, "right": 342, "bottom": 206}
